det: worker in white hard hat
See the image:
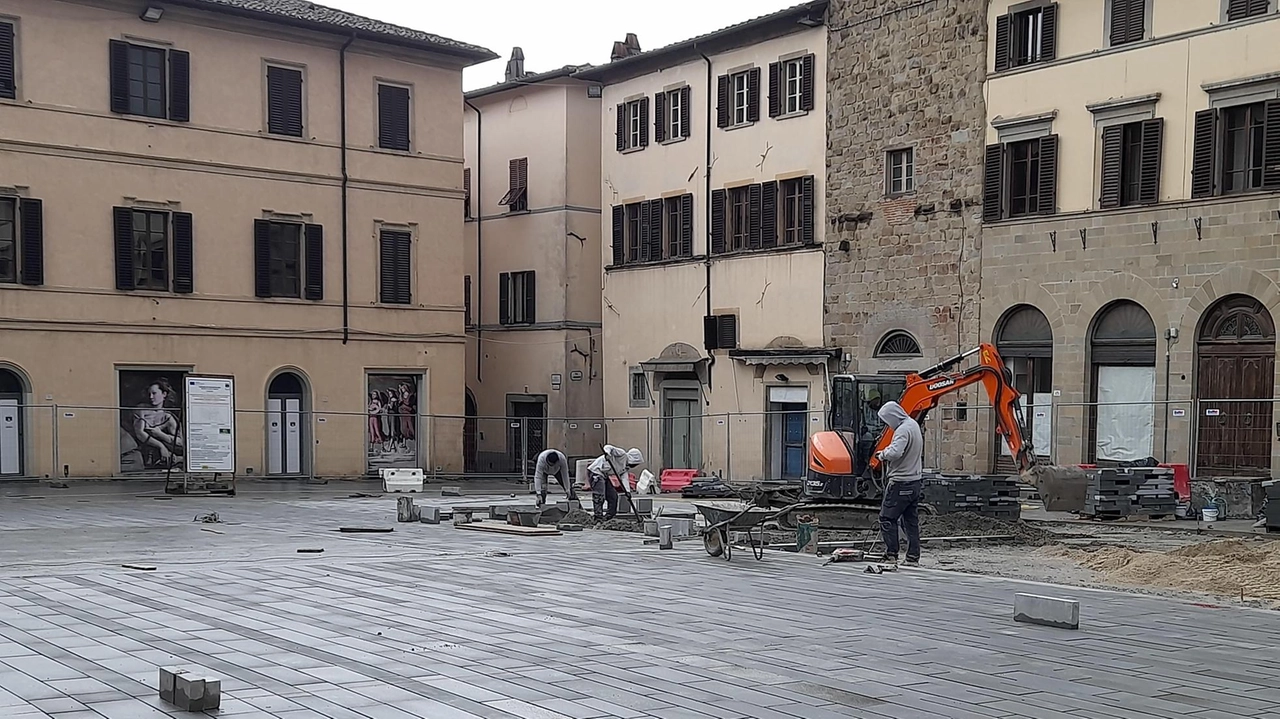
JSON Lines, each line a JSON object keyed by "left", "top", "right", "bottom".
{"left": 587, "top": 445, "right": 645, "bottom": 522}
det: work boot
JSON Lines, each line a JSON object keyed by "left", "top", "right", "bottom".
{"left": 883, "top": 554, "right": 898, "bottom": 564}
{"left": 1254, "top": 517, "right": 1268, "bottom": 529}
{"left": 903, "top": 558, "right": 920, "bottom": 567}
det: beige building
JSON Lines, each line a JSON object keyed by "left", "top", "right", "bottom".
{"left": 462, "top": 51, "right": 604, "bottom": 473}
{"left": 0, "top": 0, "right": 492, "bottom": 479}
{"left": 579, "top": 2, "right": 831, "bottom": 481}
{"left": 983, "top": 0, "right": 1280, "bottom": 476}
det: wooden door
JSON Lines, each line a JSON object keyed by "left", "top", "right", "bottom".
{"left": 1198, "top": 354, "right": 1274, "bottom": 473}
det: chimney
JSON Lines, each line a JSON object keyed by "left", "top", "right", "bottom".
{"left": 624, "top": 33, "right": 642, "bottom": 56}
{"left": 610, "top": 41, "right": 628, "bottom": 62}
{"left": 505, "top": 46, "right": 525, "bottom": 82}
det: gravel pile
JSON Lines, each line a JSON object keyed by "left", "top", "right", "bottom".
{"left": 921, "top": 512, "right": 1057, "bottom": 546}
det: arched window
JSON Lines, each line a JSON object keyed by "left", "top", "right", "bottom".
{"left": 993, "top": 305, "right": 1053, "bottom": 469}
{"left": 1088, "top": 300, "right": 1157, "bottom": 463}
{"left": 874, "top": 330, "right": 922, "bottom": 358}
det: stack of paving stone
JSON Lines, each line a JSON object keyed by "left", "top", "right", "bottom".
{"left": 921, "top": 472, "right": 1022, "bottom": 520}
{"left": 1264, "top": 480, "right": 1280, "bottom": 531}
{"left": 1083, "top": 467, "right": 1177, "bottom": 519}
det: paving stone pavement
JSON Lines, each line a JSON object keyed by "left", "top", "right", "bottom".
{"left": 1, "top": 483, "right": 1279, "bottom": 718}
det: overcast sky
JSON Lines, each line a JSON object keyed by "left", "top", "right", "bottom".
{"left": 324, "top": 0, "right": 800, "bottom": 90}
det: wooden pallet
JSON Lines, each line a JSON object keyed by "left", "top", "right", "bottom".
{"left": 454, "top": 521, "right": 561, "bottom": 537}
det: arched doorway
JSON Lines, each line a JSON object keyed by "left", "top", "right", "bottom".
{"left": 1088, "top": 300, "right": 1157, "bottom": 463}
{"left": 0, "top": 365, "right": 27, "bottom": 476}
{"left": 1196, "top": 294, "right": 1276, "bottom": 474}
{"left": 464, "top": 390, "right": 478, "bottom": 474}
{"left": 994, "top": 305, "right": 1053, "bottom": 469}
{"left": 266, "top": 371, "right": 308, "bottom": 476}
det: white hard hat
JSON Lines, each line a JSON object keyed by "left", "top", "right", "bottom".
{"left": 626, "top": 448, "right": 644, "bottom": 466}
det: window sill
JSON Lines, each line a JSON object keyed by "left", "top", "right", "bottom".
{"left": 711, "top": 242, "right": 821, "bottom": 261}
{"left": 775, "top": 110, "right": 809, "bottom": 121}
{"left": 723, "top": 121, "right": 755, "bottom": 132}
{"left": 264, "top": 130, "right": 309, "bottom": 142}
{"left": 660, "top": 136, "right": 687, "bottom": 146}
{"left": 112, "top": 110, "right": 176, "bottom": 123}
{"left": 605, "top": 255, "right": 699, "bottom": 272}
{"left": 620, "top": 145, "right": 646, "bottom": 155}
{"left": 884, "top": 190, "right": 917, "bottom": 200}
{"left": 371, "top": 145, "right": 414, "bottom": 155}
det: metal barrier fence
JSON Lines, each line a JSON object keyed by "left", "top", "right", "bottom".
{"left": 0, "top": 399, "right": 1275, "bottom": 480}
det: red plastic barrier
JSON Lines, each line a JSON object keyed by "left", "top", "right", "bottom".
{"left": 1160, "top": 463, "right": 1191, "bottom": 501}
{"left": 660, "top": 469, "right": 698, "bottom": 493}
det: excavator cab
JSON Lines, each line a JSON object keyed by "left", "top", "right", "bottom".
{"left": 806, "top": 374, "right": 907, "bottom": 500}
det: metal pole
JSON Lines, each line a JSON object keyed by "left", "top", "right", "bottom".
{"left": 520, "top": 417, "right": 529, "bottom": 491}
{"left": 724, "top": 413, "right": 731, "bottom": 480}
{"left": 308, "top": 410, "right": 317, "bottom": 481}
{"left": 51, "top": 403, "right": 59, "bottom": 479}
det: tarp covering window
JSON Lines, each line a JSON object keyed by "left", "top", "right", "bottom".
{"left": 1095, "top": 365, "right": 1155, "bottom": 461}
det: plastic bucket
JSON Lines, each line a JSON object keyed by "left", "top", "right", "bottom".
{"left": 1202, "top": 507, "right": 1219, "bottom": 523}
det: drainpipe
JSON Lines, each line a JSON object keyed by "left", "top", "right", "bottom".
{"left": 340, "top": 34, "right": 354, "bottom": 344}
{"left": 698, "top": 48, "right": 714, "bottom": 386}
{"left": 465, "top": 99, "right": 484, "bottom": 381}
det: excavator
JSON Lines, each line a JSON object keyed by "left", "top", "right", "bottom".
{"left": 748, "top": 343, "right": 1063, "bottom": 531}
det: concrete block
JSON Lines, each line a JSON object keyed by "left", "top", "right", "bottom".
{"left": 659, "top": 518, "right": 696, "bottom": 538}
{"left": 557, "top": 523, "right": 584, "bottom": 532}
{"left": 489, "top": 505, "right": 514, "bottom": 520}
{"left": 160, "top": 667, "right": 220, "bottom": 711}
{"left": 419, "top": 506, "right": 440, "bottom": 524}
{"left": 658, "top": 525, "right": 673, "bottom": 550}
{"left": 1013, "top": 593, "right": 1079, "bottom": 630}
{"left": 381, "top": 468, "right": 424, "bottom": 493}
{"left": 441, "top": 486, "right": 463, "bottom": 497}
{"left": 397, "top": 497, "right": 417, "bottom": 523}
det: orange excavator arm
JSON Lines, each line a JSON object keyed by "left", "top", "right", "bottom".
{"left": 869, "top": 343, "right": 1036, "bottom": 474}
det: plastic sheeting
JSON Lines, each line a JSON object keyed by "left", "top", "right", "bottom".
{"left": 1095, "top": 365, "right": 1156, "bottom": 462}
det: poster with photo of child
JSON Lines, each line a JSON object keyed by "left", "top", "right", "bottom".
{"left": 367, "top": 374, "right": 419, "bottom": 471}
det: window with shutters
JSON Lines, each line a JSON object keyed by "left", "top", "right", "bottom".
{"left": 705, "top": 314, "right": 738, "bottom": 350}
{"left": 1222, "top": 103, "right": 1267, "bottom": 194}
{"left": 131, "top": 210, "right": 170, "bottom": 290}
{"left": 618, "top": 98, "right": 648, "bottom": 151}
{"left": 729, "top": 186, "right": 750, "bottom": 251}
{"left": 1224, "top": 0, "right": 1273, "bottom": 22}
{"left": 995, "top": 4, "right": 1057, "bottom": 71}
{"left": 1012, "top": 8, "right": 1047, "bottom": 66}
{"left": 625, "top": 203, "right": 642, "bottom": 262}
{"left": 377, "top": 83, "right": 411, "bottom": 152}
{"left": 1, "top": 21, "right": 17, "bottom": 100}
{"left": 501, "top": 270, "right": 535, "bottom": 325}
{"left": 664, "top": 197, "right": 681, "bottom": 259}
{"left": 266, "top": 64, "right": 305, "bottom": 137}
{"left": 732, "top": 71, "right": 750, "bottom": 126}
{"left": 1106, "top": 0, "right": 1148, "bottom": 47}
{"left": 499, "top": 158, "right": 528, "bottom": 212}
{"left": 1007, "top": 139, "right": 1042, "bottom": 217}
{"left": 0, "top": 198, "right": 15, "bottom": 283}
{"left": 629, "top": 367, "right": 649, "bottom": 408}
{"left": 463, "top": 168, "right": 472, "bottom": 220}
{"left": 886, "top": 148, "right": 915, "bottom": 196}
{"left": 127, "top": 45, "right": 166, "bottom": 118}
{"left": 780, "top": 179, "right": 804, "bottom": 245}
{"left": 109, "top": 41, "right": 189, "bottom": 121}
{"left": 378, "top": 230, "right": 412, "bottom": 304}
{"left": 1097, "top": 120, "right": 1163, "bottom": 208}
{"left": 265, "top": 221, "right": 302, "bottom": 298}
{"left": 464, "top": 275, "right": 472, "bottom": 326}
{"left": 665, "top": 88, "right": 683, "bottom": 140}
{"left": 116, "top": 207, "right": 191, "bottom": 293}
{"left": 784, "top": 59, "right": 804, "bottom": 115}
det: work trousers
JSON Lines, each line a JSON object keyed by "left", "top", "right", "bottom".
{"left": 588, "top": 472, "right": 618, "bottom": 520}
{"left": 879, "top": 480, "right": 923, "bottom": 561}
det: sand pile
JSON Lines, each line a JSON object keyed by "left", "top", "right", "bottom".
{"left": 1038, "top": 539, "right": 1280, "bottom": 601}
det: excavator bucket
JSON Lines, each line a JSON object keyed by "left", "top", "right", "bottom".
{"left": 1022, "top": 464, "right": 1089, "bottom": 512}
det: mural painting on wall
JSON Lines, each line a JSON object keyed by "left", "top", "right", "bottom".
{"left": 119, "top": 370, "right": 187, "bottom": 473}
{"left": 367, "top": 374, "right": 419, "bottom": 470}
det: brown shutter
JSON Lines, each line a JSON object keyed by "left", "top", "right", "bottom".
{"left": 0, "top": 22, "right": 14, "bottom": 100}
{"left": 172, "top": 211, "right": 194, "bottom": 294}
{"left": 679, "top": 193, "right": 693, "bottom": 257}
{"left": 654, "top": 92, "right": 666, "bottom": 143}
{"left": 378, "top": 84, "right": 411, "bottom": 151}
{"left": 1037, "top": 134, "right": 1059, "bottom": 216}
{"left": 1263, "top": 100, "right": 1280, "bottom": 189}
{"left": 109, "top": 40, "right": 130, "bottom": 114}
{"left": 1040, "top": 4, "right": 1058, "bottom": 62}
{"left": 615, "top": 103, "right": 626, "bottom": 151}
{"left": 1118, "top": 0, "right": 1146, "bottom": 44}
{"left": 1226, "top": 0, "right": 1252, "bottom": 20}
{"left": 746, "top": 67, "right": 761, "bottom": 123}
{"left": 463, "top": 168, "right": 471, "bottom": 218}
{"left": 114, "top": 207, "right": 135, "bottom": 290}
{"left": 704, "top": 315, "right": 720, "bottom": 351}
{"left": 800, "top": 175, "right": 815, "bottom": 244}
{"left": 638, "top": 200, "right": 652, "bottom": 262}
{"left": 800, "top": 54, "right": 815, "bottom": 112}
{"left": 680, "top": 86, "right": 692, "bottom": 137}
{"left": 761, "top": 181, "right": 778, "bottom": 248}
{"left": 508, "top": 158, "right": 518, "bottom": 196}
{"left": 18, "top": 198, "right": 42, "bottom": 286}
{"left": 1098, "top": 125, "right": 1123, "bottom": 209}
{"left": 1139, "top": 118, "right": 1164, "bottom": 204}
{"left": 253, "top": 218, "right": 272, "bottom": 297}
{"left": 994, "top": 14, "right": 1012, "bottom": 72}
{"left": 1248, "top": 0, "right": 1270, "bottom": 16}
{"left": 611, "top": 205, "right": 625, "bottom": 265}
{"left": 647, "top": 198, "right": 663, "bottom": 260}
{"left": 524, "top": 272, "right": 536, "bottom": 323}
{"left": 1191, "top": 109, "right": 1218, "bottom": 199}
{"left": 464, "top": 275, "right": 472, "bottom": 326}
{"left": 267, "top": 66, "right": 304, "bottom": 136}
{"left": 717, "top": 314, "right": 738, "bottom": 350}
{"left": 638, "top": 97, "right": 649, "bottom": 148}
{"left": 499, "top": 272, "right": 510, "bottom": 325}
{"left": 710, "top": 189, "right": 726, "bottom": 254}
{"left": 1109, "top": 0, "right": 1128, "bottom": 46}
{"left": 716, "top": 75, "right": 730, "bottom": 128}
{"left": 304, "top": 223, "right": 324, "bottom": 300}
{"left": 379, "top": 230, "right": 411, "bottom": 304}
{"left": 768, "top": 62, "right": 781, "bottom": 118}
{"left": 518, "top": 157, "right": 528, "bottom": 203}
{"left": 168, "top": 49, "right": 191, "bottom": 122}
{"left": 982, "top": 144, "right": 1005, "bottom": 222}
{"left": 748, "top": 184, "right": 763, "bottom": 248}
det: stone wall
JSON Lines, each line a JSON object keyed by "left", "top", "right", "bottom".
{"left": 824, "top": 0, "right": 989, "bottom": 471}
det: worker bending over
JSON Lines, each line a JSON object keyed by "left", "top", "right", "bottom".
{"left": 532, "top": 448, "right": 576, "bottom": 508}
{"left": 587, "top": 445, "right": 644, "bottom": 522}
{"left": 874, "top": 401, "right": 924, "bottom": 566}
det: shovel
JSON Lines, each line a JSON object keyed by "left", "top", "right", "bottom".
{"left": 600, "top": 444, "right": 646, "bottom": 530}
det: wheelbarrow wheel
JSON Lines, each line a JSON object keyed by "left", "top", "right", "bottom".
{"left": 703, "top": 527, "right": 725, "bottom": 557}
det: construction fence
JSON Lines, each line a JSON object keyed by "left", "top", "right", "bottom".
{"left": 0, "top": 398, "right": 1274, "bottom": 480}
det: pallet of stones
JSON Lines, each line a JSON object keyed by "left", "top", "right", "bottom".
{"left": 1264, "top": 480, "right": 1280, "bottom": 530}
{"left": 1083, "top": 468, "right": 1176, "bottom": 518}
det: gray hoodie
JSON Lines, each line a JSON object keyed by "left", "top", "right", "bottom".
{"left": 877, "top": 401, "right": 923, "bottom": 484}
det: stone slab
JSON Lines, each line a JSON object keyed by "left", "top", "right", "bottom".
{"left": 1014, "top": 593, "right": 1080, "bottom": 630}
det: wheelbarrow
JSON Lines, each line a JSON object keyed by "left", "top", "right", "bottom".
{"left": 692, "top": 501, "right": 787, "bottom": 561}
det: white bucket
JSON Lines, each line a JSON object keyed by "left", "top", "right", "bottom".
{"left": 1202, "top": 507, "right": 1219, "bottom": 523}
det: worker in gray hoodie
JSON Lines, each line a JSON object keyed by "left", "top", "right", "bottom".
{"left": 874, "top": 401, "right": 924, "bottom": 565}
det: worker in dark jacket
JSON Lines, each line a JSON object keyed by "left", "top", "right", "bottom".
{"left": 875, "top": 401, "right": 924, "bottom": 566}
{"left": 532, "top": 448, "right": 575, "bottom": 508}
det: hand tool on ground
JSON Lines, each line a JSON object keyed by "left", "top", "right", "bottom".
{"left": 600, "top": 444, "right": 646, "bottom": 529}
